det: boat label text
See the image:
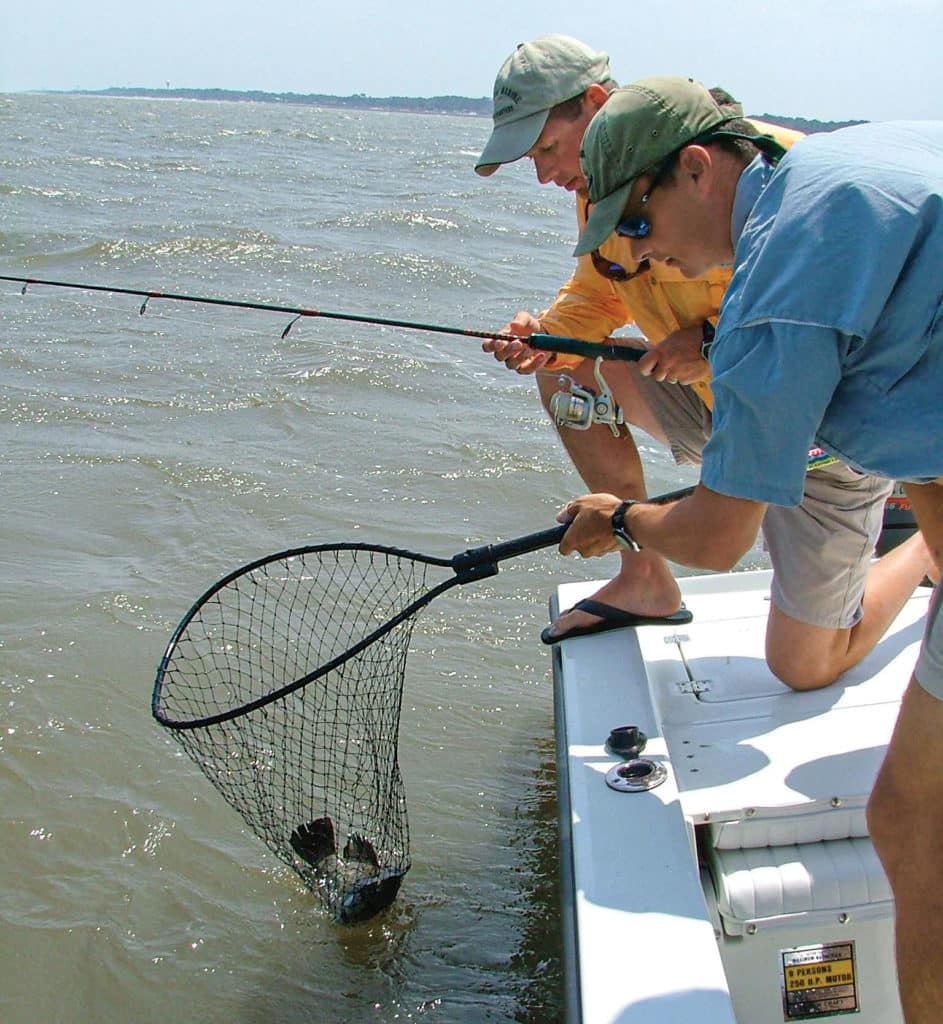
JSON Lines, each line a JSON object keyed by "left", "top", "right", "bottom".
{"left": 780, "top": 941, "right": 859, "bottom": 1019}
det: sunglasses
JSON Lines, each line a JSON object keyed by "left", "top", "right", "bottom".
{"left": 614, "top": 153, "right": 677, "bottom": 239}
{"left": 587, "top": 154, "right": 676, "bottom": 280}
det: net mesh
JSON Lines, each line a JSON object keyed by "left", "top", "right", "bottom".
{"left": 153, "top": 543, "right": 457, "bottom": 923}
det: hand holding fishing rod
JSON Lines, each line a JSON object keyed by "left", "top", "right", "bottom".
{"left": 483, "top": 308, "right": 647, "bottom": 374}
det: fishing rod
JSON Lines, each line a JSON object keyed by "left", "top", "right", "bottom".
{"left": 0, "top": 273, "right": 645, "bottom": 363}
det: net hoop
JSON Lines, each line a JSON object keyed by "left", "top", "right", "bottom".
{"left": 152, "top": 541, "right": 455, "bottom": 731}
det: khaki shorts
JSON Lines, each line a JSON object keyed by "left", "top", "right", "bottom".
{"left": 635, "top": 376, "right": 893, "bottom": 630}
{"left": 632, "top": 375, "right": 712, "bottom": 466}
{"left": 916, "top": 585, "right": 943, "bottom": 700}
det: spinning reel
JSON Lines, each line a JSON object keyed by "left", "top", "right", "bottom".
{"left": 548, "top": 357, "right": 625, "bottom": 437}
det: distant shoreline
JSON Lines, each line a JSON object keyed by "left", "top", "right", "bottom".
{"left": 45, "top": 87, "right": 864, "bottom": 134}
{"left": 51, "top": 87, "right": 493, "bottom": 118}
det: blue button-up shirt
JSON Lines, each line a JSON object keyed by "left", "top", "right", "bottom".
{"left": 702, "top": 121, "right": 943, "bottom": 507}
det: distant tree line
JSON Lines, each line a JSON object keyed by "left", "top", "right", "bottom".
{"left": 67, "top": 88, "right": 864, "bottom": 133}
{"left": 754, "top": 113, "right": 866, "bottom": 134}
{"left": 77, "top": 87, "right": 491, "bottom": 117}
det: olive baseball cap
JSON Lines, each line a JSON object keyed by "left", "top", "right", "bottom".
{"left": 475, "top": 35, "right": 611, "bottom": 177}
{"left": 574, "top": 76, "right": 733, "bottom": 255}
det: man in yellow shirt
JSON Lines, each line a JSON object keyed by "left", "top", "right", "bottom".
{"left": 476, "top": 35, "right": 933, "bottom": 688}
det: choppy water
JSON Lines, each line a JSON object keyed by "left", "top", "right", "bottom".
{"left": 0, "top": 93, "right": 707, "bottom": 1023}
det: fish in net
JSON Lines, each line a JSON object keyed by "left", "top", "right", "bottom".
{"left": 152, "top": 527, "right": 564, "bottom": 923}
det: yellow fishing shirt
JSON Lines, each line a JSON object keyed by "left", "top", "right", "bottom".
{"left": 537, "top": 119, "right": 804, "bottom": 410}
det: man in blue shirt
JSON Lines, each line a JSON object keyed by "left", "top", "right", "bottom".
{"left": 561, "top": 77, "right": 943, "bottom": 1022}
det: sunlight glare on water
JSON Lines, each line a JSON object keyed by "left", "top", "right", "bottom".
{"left": 0, "top": 92, "right": 709, "bottom": 1023}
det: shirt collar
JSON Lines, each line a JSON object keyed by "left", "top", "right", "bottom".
{"left": 731, "top": 154, "right": 776, "bottom": 245}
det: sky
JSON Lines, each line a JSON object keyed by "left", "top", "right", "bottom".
{"left": 2, "top": 0, "right": 942, "bottom": 122}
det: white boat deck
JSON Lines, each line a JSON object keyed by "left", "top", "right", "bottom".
{"left": 551, "top": 568, "right": 930, "bottom": 1024}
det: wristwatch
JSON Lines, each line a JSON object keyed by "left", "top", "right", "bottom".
{"left": 700, "top": 319, "right": 716, "bottom": 359}
{"left": 612, "top": 499, "right": 642, "bottom": 552}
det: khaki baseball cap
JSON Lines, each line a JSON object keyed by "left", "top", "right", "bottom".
{"left": 475, "top": 35, "right": 611, "bottom": 177}
{"left": 574, "top": 76, "right": 733, "bottom": 255}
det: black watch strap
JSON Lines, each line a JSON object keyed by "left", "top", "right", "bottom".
{"left": 612, "top": 499, "right": 642, "bottom": 552}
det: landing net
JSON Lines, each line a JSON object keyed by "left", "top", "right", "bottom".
{"left": 152, "top": 542, "right": 458, "bottom": 923}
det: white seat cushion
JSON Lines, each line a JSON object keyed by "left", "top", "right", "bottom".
{"left": 708, "top": 803, "right": 869, "bottom": 850}
{"left": 708, "top": 837, "right": 892, "bottom": 934}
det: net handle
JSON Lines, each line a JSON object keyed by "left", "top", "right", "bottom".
{"left": 450, "top": 524, "right": 567, "bottom": 580}
{"left": 450, "top": 485, "right": 695, "bottom": 581}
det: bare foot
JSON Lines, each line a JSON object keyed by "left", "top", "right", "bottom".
{"left": 546, "top": 550, "right": 682, "bottom": 641}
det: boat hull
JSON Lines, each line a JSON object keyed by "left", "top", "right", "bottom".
{"left": 551, "top": 568, "right": 929, "bottom": 1023}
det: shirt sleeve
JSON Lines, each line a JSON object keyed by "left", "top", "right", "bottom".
{"left": 701, "top": 319, "right": 844, "bottom": 507}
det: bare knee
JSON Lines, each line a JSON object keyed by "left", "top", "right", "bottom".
{"left": 766, "top": 647, "right": 844, "bottom": 692}
{"left": 765, "top": 610, "right": 851, "bottom": 691}
{"left": 867, "top": 772, "right": 901, "bottom": 858}
{"left": 868, "top": 766, "right": 925, "bottom": 884}
{"left": 868, "top": 703, "right": 943, "bottom": 884}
